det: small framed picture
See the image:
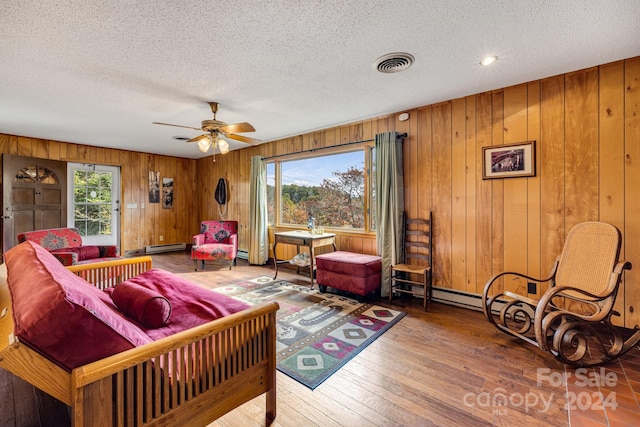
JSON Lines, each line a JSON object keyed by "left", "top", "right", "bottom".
{"left": 483, "top": 141, "right": 536, "bottom": 179}
{"left": 148, "top": 171, "right": 160, "bottom": 203}
{"left": 162, "top": 177, "right": 174, "bottom": 209}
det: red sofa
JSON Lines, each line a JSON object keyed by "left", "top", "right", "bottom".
{"left": 1, "top": 240, "right": 279, "bottom": 425}
{"left": 17, "top": 227, "right": 120, "bottom": 266}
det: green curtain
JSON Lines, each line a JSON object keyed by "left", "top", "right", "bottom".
{"left": 375, "top": 131, "right": 404, "bottom": 296}
{"left": 249, "top": 156, "right": 268, "bottom": 264}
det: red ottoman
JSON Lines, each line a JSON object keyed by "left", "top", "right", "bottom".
{"left": 315, "top": 251, "right": 382, "bottom": 302}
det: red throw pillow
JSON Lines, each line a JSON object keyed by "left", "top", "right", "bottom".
{"left": 109, "top": 282, "right": 172, "bottom": 328}
{"left": 49, "top": 246, "right": 100, "bottom": 261}
{"left": 75, "top": 245, "right": 101, "bottom": 260}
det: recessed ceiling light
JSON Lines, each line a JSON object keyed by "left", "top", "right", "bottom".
{"left": 480, "top": 56, "right": 498, "bottom": 66}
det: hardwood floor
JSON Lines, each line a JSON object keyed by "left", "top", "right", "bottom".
{"left": 153, "top": 252, "right": 640, "bottom": 427}
{"left": 1, "top": 252, "right": 638, "bottom": 426}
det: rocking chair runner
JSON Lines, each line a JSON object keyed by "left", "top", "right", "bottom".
{"left": 482, "top": 221, "right": 640, "bottom": 367}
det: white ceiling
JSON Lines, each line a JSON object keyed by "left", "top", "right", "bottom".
{"left": 1, "top": 1, "right": 639, "bottom": 159}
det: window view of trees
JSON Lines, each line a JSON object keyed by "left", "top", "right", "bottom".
{"left": 267, "top": 148, "right": 374, "bottom": 231}
{"left": 73, "top": 171, "right": 113, "bottom": 236}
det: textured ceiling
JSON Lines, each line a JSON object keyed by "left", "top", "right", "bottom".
{"left": 1, "top": 1, "right": 639, "bottom": 159}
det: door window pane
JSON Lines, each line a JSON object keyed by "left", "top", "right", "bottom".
{"left": 73, "top": 170, "right": 113, "bottom": 236}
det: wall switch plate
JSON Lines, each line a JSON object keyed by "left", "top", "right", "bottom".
{"left": 527, "top": 282, "right": 537, "bottom": 294}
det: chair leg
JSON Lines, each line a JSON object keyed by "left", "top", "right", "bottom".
{"left": 228, "top": 259, "right": 232, "bottom": 270}
{"left": 201, "top": 260, "right": 205, "bottom": 270}
{"left": 388, "top": 267, "right": 394, "bottom": 303}
{"left": 194, "top": 260, "right": 198, "bottom": 271}
{"left": 423, "top": 270, "right": 429, "bottom": 312}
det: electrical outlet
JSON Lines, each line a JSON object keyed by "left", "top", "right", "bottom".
{"left": 527, "top": 282, "right": 537, "bottom": 294}
{"left": 159, "top": 236, "right": 164, "bottom": 241}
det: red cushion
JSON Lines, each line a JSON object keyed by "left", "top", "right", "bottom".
{"left": 51, "top": 245, "right": 100, "bottom": 261}
{"left": 108, "top": 282, "right": 172, "bottom": 328}
{"left": 17, "top": 228, "right": 83, "bottom": 248}
{"left": 4, "top": 241, "right": 152, "bottom": 371}
{"left": 76, "top": 245, "right": 101, "bottom": 260}
{"left": 114, "top": 269, "right": 251, "bottom": 341}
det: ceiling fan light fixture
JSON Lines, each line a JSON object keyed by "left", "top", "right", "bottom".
{"left": 197, "top": 136, "right": 212, "bottom": 152}
{"left": 218, "top": 138, "right": 230, "bottom": 154}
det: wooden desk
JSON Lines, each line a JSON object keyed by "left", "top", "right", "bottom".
{"left": 272, "top": 231, "right": 336, "bottom": 286}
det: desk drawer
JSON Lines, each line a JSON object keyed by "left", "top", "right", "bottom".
{"left": 276, "top": 236, "right": 309, "bottom": 246}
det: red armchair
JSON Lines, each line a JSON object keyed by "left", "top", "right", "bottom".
{"left": 191, "top": 221, "right": 238, "bottom": 271}
{"left": 17, "top": 227, "right": 120, "bottom": 266}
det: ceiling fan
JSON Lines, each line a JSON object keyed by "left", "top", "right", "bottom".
{"left": 153, "top": 102, "right": 260, "bottom": 159}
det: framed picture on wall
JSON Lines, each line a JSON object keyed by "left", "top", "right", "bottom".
{"left": 482, "top": 141, "right": 536, "bottom": 179}
{"left": 149, "top": 171, "right": 160, "bottom": 203}
{"left": 162, "top": 177, "right": 174, "bottom": 209}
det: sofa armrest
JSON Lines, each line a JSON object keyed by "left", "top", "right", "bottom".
{"left": 48, "top": 250, "right": 77, "bottom": 266}
{"left": 96, "top": 245, "right": 119, "bottom": 258}
{"left": 67, "top": 256, "right": 153, "bottom": 289}
{"left": 229, "top": 233, "right": 238, "bottom": 249}
{"left": 193, "top": 233, "right": 205, "bottom": 246}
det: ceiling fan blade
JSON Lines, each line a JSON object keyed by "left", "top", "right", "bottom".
{"left": 223, "top": 133, "right": 261, "bottom": 144}
{"left": 187, "top": 134, "right": 209, "bottom": 143}
{"left": 152, "top": 121, "right": 202, "bottom": 131}
{"left": 218, "top": 122, "right": 255, "bottom": 134}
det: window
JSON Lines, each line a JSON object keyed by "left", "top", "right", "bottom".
{"left": 73, "top": 170, "right": 113, "bottom": 236}
{"left": 68, "top": 164, "right": 120, "bottom": 246}
{"left": 267, "top": 145, "right": 375, "bottom": 232}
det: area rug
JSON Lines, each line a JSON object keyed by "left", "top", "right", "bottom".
{"left": 210, "top": 276, "right": 406, "bottom": 390}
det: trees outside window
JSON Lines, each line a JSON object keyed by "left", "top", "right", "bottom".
{"left": 267, "top": 146, "right": 375, "bottom": 232}
{"left": 73, "top": 170, "right": 113, "bottom": 236}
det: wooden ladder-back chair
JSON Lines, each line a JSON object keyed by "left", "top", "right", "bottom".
{"left": 482, "top": 221, "right": 640, "bottom": 367}
{"left": 389, "top": 211, "right": 433, "bottom": 311}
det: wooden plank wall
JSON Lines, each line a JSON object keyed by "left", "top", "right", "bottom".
{"left": 1, "top": 57, "right": 638, "bottom": 327}
{"left": 198, "top": 57, "right": 640, "bottom": 328}
{"left": 0, "top": 135, "right": 198, "bottom": 254}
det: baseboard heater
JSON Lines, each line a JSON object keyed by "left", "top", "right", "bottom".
{"left": 431, "top": 286, "right": 527, "bottom": 318}
{"left": 236, "top": 249, "right": 249, "bottom": 261}
{"left": 145, "top": 243, "right": 186, "bottom": 254}
{"left": 431, "top": 287, "right": 483, "bottom": 311}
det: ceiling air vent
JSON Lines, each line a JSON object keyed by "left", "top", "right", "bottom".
{"left": 373, "top": 52, "right": 415, "bottom": 73}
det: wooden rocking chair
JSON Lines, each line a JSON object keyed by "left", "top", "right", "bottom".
{"left": 482, "top": 221, "right": 640, "bottom": 367}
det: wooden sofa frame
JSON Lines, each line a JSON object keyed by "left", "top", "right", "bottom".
{"left": 0, "top": 256, "right": 278, "bottom": 426}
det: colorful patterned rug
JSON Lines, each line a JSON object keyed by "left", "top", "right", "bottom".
{"left": 211, "top": 276, "right": 406, "bottom": 390}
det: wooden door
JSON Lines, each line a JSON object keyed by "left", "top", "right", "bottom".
{"left": 2, "top": 154, "right": 67, "bottom": 254}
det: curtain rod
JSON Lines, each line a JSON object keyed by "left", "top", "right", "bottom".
{"left": 262, "top": 132, "right": 407, "bottom": 161}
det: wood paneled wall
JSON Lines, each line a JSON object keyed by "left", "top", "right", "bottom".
{"left": 199, "top": 57, "right": 640, "bottom": 328}
{"left": 2, "top": 57, "right": 638, "bottom": 327}
{"left": 0, "top": 134, "right": 198, "bottom": 253}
